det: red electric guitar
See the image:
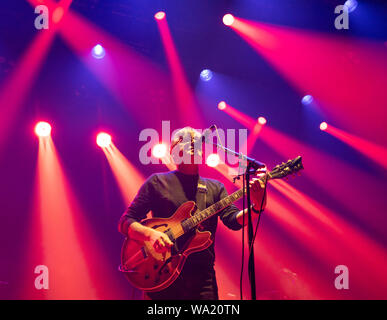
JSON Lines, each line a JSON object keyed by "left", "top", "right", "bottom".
{"left": 119, "top": 156, "right": 303, "bottom": 292}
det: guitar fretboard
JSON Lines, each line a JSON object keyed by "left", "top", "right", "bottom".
{"left": 181, "top": 188, "right": 245, "bottom": 232}
{"left": 170, "top": 156, "right": 303, "bottom": 239}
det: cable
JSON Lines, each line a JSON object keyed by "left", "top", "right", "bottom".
{"left": 240, "top": 173, "right": 246, "bottom": 300}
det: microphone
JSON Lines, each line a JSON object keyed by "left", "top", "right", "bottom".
{"left": 201, "top": 125, "right": 216, "bottom": 143}
{"left": 200, "top": 124, "right": 266, "bottom": 169}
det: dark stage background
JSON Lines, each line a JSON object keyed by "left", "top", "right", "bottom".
{"left": 0, "top": 0, "right": 386, "bottom": 299}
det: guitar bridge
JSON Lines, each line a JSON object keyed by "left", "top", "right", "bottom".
{"left": 158, "top": 254, "right": 182, "bottom": 276}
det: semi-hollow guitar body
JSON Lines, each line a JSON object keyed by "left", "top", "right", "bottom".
{"left": 120, "top": 201, "right": 212, "bottom": 292}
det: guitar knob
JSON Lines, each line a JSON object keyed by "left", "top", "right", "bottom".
{"left": 145, "top": 273, "right": 150, "bottom": 279}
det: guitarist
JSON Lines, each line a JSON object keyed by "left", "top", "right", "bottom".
{"left": 118, "top": 127, "right": 267, "bottom": 300}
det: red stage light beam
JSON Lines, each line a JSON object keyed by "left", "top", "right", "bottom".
{"left": 101, "top": 143, "right": 145, "bottom": 204}
{"left": 155, "top": 15, "right": 203, "bottom": 127}
{"left": 0, "top": 0, "right": 73, "bottom": 148}
{"left": 33, "top": 137, "right": 100, "bottom": 299}
{"left": 259, "top": 125, "right": 387, "bottom": 243}
{"left": 324, "top": 124, "right": 387, "bottom": 170}
{"left": 218, "top": 102, "right": 265, "bottom": 153}
{"left": 242, "top": 123, "right": 265, "bottom": 154}
{"left": 216, "top": 219, "right": 328, "bottom": 299}
{"left": 229, "top": 18, "right": 387, "bottom": 145}
{"left": 270, "top": 179, "right": 387, "bottom": 296}
{"left": 58, "top": 10, "right": 167, "bottom": 127}
{"left": 218, "top": 101, "right": 256, "bottom": 129}
{"left": 0, "top": 31, "right": 55, "bottom": 148}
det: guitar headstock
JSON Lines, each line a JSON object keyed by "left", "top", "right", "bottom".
{"left": 269, "top": 156, "right": 304, "bottom": 180}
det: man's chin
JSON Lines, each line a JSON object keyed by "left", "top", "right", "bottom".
{"left": 178, "top": 155, "right": 203, "bottom": 165}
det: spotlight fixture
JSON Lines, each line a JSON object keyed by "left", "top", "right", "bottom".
{"left": 320, "top": 122, "right": 328, "bottom": 131}
{"left": 200, "top": 69, "right": 213, "bottom": 82}
{"left": 206, "top": 154, "right": 220, "bottom": 168}
{"left": 301, "top": 95, "right": 314, "bottom": 106}
{"left": 91, "top": 44, "right": 105, "bottom": 59}
{"left": 154, "top": 11, "right": 166, "bottom": 20}
{"left": 344, "top": 0, "right": 358, "bottom": 13}
{"left": 218, "top": 101, "right": 227, "bottom": 110}
{"left": 96, "top": 132, "right": 112, "bottom": 148}
{"left": 223, "top": 14, "right": 235, "bottom": 26}
{"left": 35, "top": 121, "right": 52, "bottom": 137}
{"left": 258, "top": 117, "right": 267, "bottom": 125}
{"left": 152, "top": 143, "right": 167, "bottom": 158}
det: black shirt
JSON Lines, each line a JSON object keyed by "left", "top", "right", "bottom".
{"left": 118, "top": 170, "right": 242, "bottom": 268}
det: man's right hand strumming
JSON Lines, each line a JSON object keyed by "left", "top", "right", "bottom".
{"left": 148, "top": 229, "right": 173, "bottom": 253}
{"left": 128, "top": 222, "right": 173, "bottom": 253}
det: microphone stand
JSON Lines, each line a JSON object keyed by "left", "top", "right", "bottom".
{"left": 203, "top": 139, "right": 264, "bottom": 300}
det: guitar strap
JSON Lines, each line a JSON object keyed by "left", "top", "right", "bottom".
{"left": 196, "top": 177, "right": 207, "bottom": 212}
{"left": 196, "top": 177, "right": 216, "bottom": 259}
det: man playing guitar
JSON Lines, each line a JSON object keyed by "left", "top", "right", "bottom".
{"left": 118, "top": 127, "right": 267, "bottom": 300}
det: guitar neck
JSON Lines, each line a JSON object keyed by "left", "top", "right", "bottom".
{"left": 181, "top": 174, "right": 271, "bottom": 233}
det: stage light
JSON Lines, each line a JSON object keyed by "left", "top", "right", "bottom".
{"left": 35, "top": 121, "right": 52, "bottom": 137}
{"left": 320, "top": 122, "right": 328, "bottom": 131}
{"left": 152, "top": 143, "right": 167, "bottom": 158}
{"left": 344, "top": 0, "right": 358, "bottom": 13}
{"left": 96, "top": 132, "right": 112, "bottom": 148}
{"left": 218, "top": 101, "right": 227, "bottom": 110}
{"left": 154, "top": 11, "right": 166, "bottom": 20}
{"left": 52, "top": 7, "right": 64, "bottom": 24}
{"left": 91, "top": 44, "right": 105, "bottom": 59}
{"left": 223, "top": 14, "right": 235, "bottom": 26}
{"left": 258, "top": 117, "right": 267, "bottom": 125}
{"left": 206, "top": 153, "right": 220, "bottom": 167}
{"left": 200, "top": 69, "right": 213, "bottom": 82}
{"left": 301, "top": 94, "right": 314, "bottom": 106}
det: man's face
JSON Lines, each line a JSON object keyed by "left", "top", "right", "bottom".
{"left": 171, "top": 129, "right": 203, "bottom": 165}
